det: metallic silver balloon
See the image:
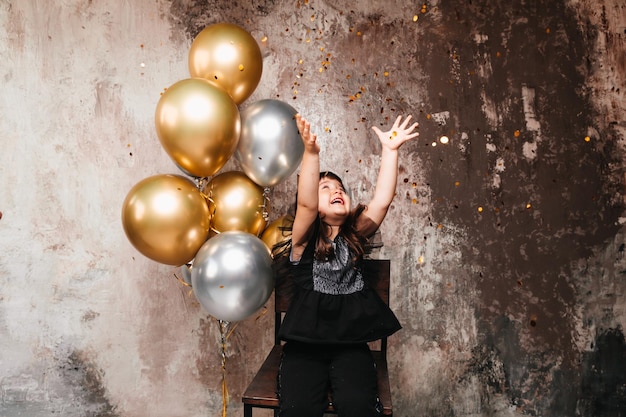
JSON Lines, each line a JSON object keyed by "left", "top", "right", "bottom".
{"left": 191, "top": 231, "right": 273, "bottom": 322}
{"left": 236, "top": 99, "right": 304, "bottom": 187}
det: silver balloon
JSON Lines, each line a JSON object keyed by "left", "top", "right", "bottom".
{"left": 191, "top": 231, "right": 274, "bottom": 322}
{"left": 236, "top": 99, "right": 304, "bottom": 187}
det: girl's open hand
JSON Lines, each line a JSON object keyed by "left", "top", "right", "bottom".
{"left": 371, "top": 115, "right": 419, "bottom": 151}
{"left": 295, "top": 114, "right": 320, "bottom": 154}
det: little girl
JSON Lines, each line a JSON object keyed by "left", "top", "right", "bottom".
{"left": 276, "top": 113, "right": 419, "bottom": 417}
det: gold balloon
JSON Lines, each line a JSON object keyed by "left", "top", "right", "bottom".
{"left": 261, "top": 215, "right": 294, "bottom": 254}
{"left": 188, "top": 23, "right": 263, "bottom": 105}
{"left": 155, "top": 78, "right": 240, "bottom": 178}
{"left": 121, "top": 174, "right": 210, "bottom": 266}
{"left": 205, "top": 171, "right": 267, "bottom": 236}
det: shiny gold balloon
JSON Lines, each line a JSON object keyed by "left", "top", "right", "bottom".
{"left": 121, "top": 174, "right": 210, "bottom": 266}
{"left": 205, "top": 171, "right": 267, "bottom": 236}
{"left": 155, "top": 78, "right": 240, "bottom": 178}
{"left": 188, "top": 23, "right": 263, "bottom": 105}
{"left": 261, "top": 214, "right": 294, "bottom": 254}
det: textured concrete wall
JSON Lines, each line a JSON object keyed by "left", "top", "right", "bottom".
{"left": 1, "top": 0, "right": 625, "bottom": 416}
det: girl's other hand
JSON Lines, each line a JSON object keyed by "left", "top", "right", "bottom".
{"left": 296, "top": 114, "right": 320, "bottom": 154}
{"left": 371, "top": 115, "right": 419, "bottom": 151}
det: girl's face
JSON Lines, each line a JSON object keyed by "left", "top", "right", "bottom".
{"left": 318, "top": 177, "right": 350, "bottom": 224}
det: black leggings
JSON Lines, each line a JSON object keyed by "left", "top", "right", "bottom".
{"left": 278, "top": 341, "right": 381, "bottom": 417}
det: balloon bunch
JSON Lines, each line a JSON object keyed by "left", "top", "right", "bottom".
{"left": 121, "top": 23, "right": 304, "bottom": 323}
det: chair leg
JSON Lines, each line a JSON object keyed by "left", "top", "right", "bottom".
{"left": 243, "top": 404, "right": 252, "bottom": 417}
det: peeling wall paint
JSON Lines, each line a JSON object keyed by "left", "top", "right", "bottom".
{"left": 0, "top": 0, "right": 625, "bottom": 416}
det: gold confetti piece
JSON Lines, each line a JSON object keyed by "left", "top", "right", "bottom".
{"left": 319, "top": 68, "right": 324, "bottom": 73}
{"left": 526, "top": 203, "right": 532, "bottom": 209}
{"left": 514, "top": 129, "right": 521, "bottom": 137}
{"left": 306, "top": 39, "right": 311, "bottom": 43}
{"left": 261, "top": 36, "right": 268, "bottom": 43}
{"left": 392, "top": 131, "right": 398, "bottom": 137}
{"left": 584, "top": 136, "right": 591, "bottom": 142}
{"left": 496, "top": 51, "right": 501, "bottom": 57}
{"left": 412, "top": 182, "right": 417, "bottom": 188}
{"left": 437, "top": 224, "right": 443, "bottom": 229}
{"left": 413, "top": 15, "right": 419, "bottom": 22}
{"left": 412, "top": 198, "right": 418, "bottom": 204}
{"left": 418, "top": 256, "right": 425, "bottom": 264}
{"left": 357, "top": 31, "right": 362, "bottom": 36}
{"left": 325, "top": 126, "right": 329, "bottom": 132}
{"left": 454, "top": 181, "right": 460, "bottom": 187}
{"left": 546, "top": 28, "right": 551, "bottom": 34}
{"left": 426, "top": 114, "right": 431, "bottom": 119}
{"left": 311, "top": 14, "right": 315, "bottom": 21}
{"left": 298, "top": 59, "right": 303, "bottom": 64}
{"left": 384, "top": 71, "right": 389, "bottom": 76}
{"left": 477, "top": 206, "right": 483, "bottom": 213}
{"left": 238, "top": 64, "right": 244, "bottom": 71}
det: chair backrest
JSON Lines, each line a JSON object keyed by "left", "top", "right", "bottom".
{"left": 273, "top": 259, "right": 391, "bottom": 352}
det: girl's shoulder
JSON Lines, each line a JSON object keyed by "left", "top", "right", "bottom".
{"left": 352, "top": 204, "right": 379, "bottom": 238}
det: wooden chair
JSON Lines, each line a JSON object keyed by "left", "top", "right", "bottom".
{"left": 242, "top": 259, "right": 393, "bottom": 417}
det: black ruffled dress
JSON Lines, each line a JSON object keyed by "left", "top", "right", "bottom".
{"left": 278, "top": 235, "right": 402, "bottom": 344}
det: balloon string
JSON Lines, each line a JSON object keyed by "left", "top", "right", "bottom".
{"left": 194, "top": 176, "right": 209, "bottom": 191}
{"left": 202, "top": 194, "right": 219, "bottom": 235}
{"left": 261, "top": 187, "right": 271, "bottom": 221}
{"left": 219, "top": 319, "right": 229, "bottom": 417}
{"left": 255, "top": 305, "right": 269, "bottom": 322}
{"left": 173, "top": 272, "right": 191, "bottom": 287}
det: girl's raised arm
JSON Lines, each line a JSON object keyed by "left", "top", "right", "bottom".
{"left": 361, "top": 115, "right": 419, "bottom": 228}
{"left": 290, "top": 114, "right": 321, "bottom": 260}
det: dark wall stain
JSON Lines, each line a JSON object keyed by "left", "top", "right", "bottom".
{"left": 169, "top": 0, "right": 278, "bottom": 39}
{"left": 579, "top": 327, "right": 626, "bottom": 416}
{"left": 59, "top": 350, "right": 119, "bottom": 417}
{"left": 427, "top": 0, "right": 622, "bottom": 379}
{"left": 419, "top": 1, "right": 624, "bottom": 414}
